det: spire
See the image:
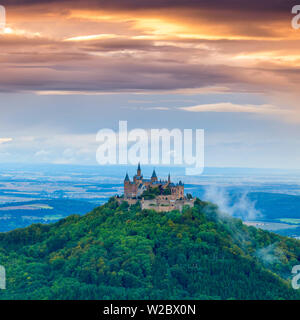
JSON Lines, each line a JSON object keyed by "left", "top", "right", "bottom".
{"left": 124, "top": 173, "right": 130, "bottom": 182}
{"left": 168, "top": 173, "right": 171, "bottom": 183}
{"left": 137, "top": 162, "right": 141, "bottom": 176}
{"left": 151, "top": 168, "right": 158, "bottom": 182}
{"left": 151, "top": 169, "right": 157, "bottom": 179}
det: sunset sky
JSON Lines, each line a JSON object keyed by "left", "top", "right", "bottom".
{"left": 0, "top": 0, "right": 300, "bottom": 168}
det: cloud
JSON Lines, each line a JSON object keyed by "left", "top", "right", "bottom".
{"left": 3, "top": 0, "right": 295, "bottom": 15}
{"left": 179, "top": 102, "right": 287, "bottom": 115}
{"left": 34, "top": 149, "right": 51, "bottom": 157}
{"left": 0, "top": 133, "right": 98, "bottom": 165}
{"left": 203, "top": 186, "right": 261, "bottom": 221}
{"left": 64, "top": 34, "right": 119, "bottom": 42}
{"left": 0, "top": 0, "right": 299, "bottom": 125}
{"left": 256, "top": 243, "right": 284, "bottom": 265}
{"left": 0, "top": 138, "right": 13, "bottom": 144}
{"left": 0, "top": 0, "right": 298, "bottom": 99}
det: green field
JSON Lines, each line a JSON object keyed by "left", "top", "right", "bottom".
{"left": 279, "top": 218, "right": 300, "bottom": 224}
{"left": 42, "top": 215, "right": 64, "bottom": 221}
{"left": 28, "top": 204, "right": 53, "bottom": 210}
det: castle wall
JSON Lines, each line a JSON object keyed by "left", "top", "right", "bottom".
{"left": 124, "top": 182, "right": 138, "bottom": 198}
{"left": 116, "top": 196, "right": 195, "bottom": 212}
{"left": 141, "top": 198, "right": 195, "bottom": 212}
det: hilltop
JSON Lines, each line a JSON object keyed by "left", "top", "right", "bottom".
{"left": 0, "top": 197, "right": 300, "bottom": 300}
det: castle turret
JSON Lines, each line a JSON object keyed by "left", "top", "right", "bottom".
{"left": 178, "top": 181, "right": 184, "bottom": 198}
{"left": 137, "top": 163, "right": 141, "bottom": 177}
{"left": 168, "top": 173, "right": 171, "bottom": 184}
{"left": 124, "top": 173, "right": 131, "bottom": 198}
{"left": 151, "top": 169, "right": 158, "bottom": 183}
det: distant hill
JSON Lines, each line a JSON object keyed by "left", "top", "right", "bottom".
{"left": 246, "top": 192, "right": 300, "bottom": 220}
{"left": 0, "top": 199, "right": 98, "bottom": 232}
{"left": 0, "top": 198, "right": 300, "bottom": 300}
{"left": 183, "top": 186, "right": 300, "bottom": 221}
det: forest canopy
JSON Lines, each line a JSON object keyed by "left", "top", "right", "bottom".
{"left": 0, "top": 197, "right": 300, "bottom": 300}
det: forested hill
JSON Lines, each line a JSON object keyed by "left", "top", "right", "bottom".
{"left": 0, "top": 197, "right": 300, "bottom": 300}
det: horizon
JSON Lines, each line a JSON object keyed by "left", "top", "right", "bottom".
{"left": 1, "top": 162, "right": 300, "bottom": 172}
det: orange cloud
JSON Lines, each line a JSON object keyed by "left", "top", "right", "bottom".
{"left": 0, "top": 0, "right": 300, "bottom": 122}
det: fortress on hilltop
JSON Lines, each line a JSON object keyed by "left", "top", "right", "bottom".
{"left": 117, "top": 163, "right": 195, "bottom": 212}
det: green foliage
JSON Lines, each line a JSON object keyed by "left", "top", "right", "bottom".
{"left": 0, "top": 198, "right": 300, "bottom": 300}
{"left": 140, "top": 187, "right": 161, "bottom": 200}
{"left": 141, "top": 185, "right": 171, "bottom": 199}
{"left": 162, "top": 187, "right": 171, "bottom": 195}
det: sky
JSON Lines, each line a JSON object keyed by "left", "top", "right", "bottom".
{"left": 0, "top": 0, "right": 300, "bottom": 169}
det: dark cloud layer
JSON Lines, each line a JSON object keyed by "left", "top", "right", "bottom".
{"left": 3, "top": 0, "right": 298, "bottom": 12}
{"left": 0, "top": 36, "right": 299, "bottom": 93}
{"left": 0, "top": 54, "right": 238, "bottom": 92}
{"left": 3, "top": 0, "right": 299, "bottom": 25}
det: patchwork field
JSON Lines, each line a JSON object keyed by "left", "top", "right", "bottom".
{"left": 0, "top": 165, "right": 299, "bottom": 237}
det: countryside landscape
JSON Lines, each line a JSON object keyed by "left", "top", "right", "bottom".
{"left": 1, "top": 164, "right": 300, "bottom": 238}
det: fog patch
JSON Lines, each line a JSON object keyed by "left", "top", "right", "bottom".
{"left": 256, "top": 243, "right": 284, "bottom": 265}
{"left": 203, "top": 186, "right": 261, "bottom": 221}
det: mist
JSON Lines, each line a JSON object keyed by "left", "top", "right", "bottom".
{"left": 203, "top": 186, "right": 261, "bottom": 221}
{"left": 256, "top": 243, "right": 284, "bottom": 265}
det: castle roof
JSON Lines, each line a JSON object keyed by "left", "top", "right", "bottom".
{"left": 151, "top": 169, "right": 157, "bottom": 179}
{"left": 124, "top": 173, "right": 130, "bottom": 182}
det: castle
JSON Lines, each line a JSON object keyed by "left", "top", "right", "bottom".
{"left": 118, "top": 164, "right": 195, "bottom": 212}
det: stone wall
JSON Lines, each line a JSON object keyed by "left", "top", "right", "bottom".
{"left": 141, "top": 198, "right": 195, "bottom": 212}
{"left": 116, "top": 196, "right": 195, "bottom": 212}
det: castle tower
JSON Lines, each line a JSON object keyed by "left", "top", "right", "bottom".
{"left": 124, "top": 172, "right": 130, "bottom": 183}
{"left": 124, "top": 173, "right": 130, "bottom": 198}
{"left": 168, "top": 173, "right": 171, "bottom": 184}
{"left": 151, "top": 169, "right": 158, "bottom": 183}
{"left": 178, "top": 180, "right": 184, "bottom": 198}
{"left": 137, "top": 163, "right": 141, "bottom": 177}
